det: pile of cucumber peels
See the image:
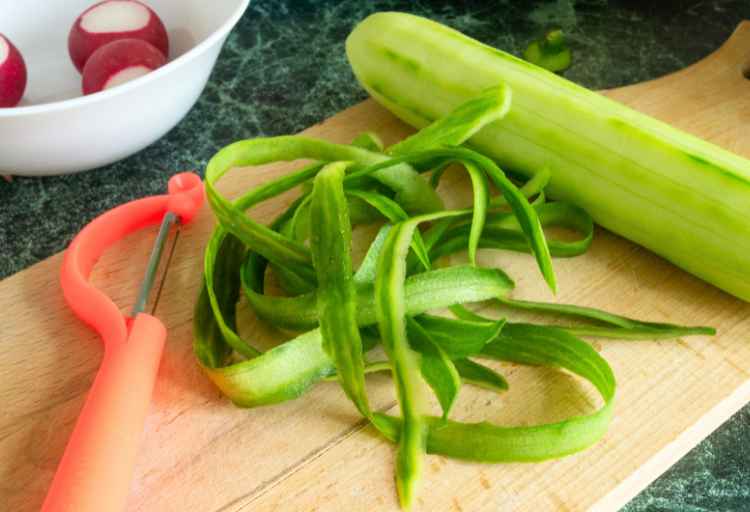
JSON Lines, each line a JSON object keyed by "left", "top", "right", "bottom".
{"left": 193, "top": 86, "right": 713, "bottom": 509}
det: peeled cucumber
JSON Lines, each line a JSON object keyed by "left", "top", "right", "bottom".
{"left": 346, "top": 12, "right": 750, "bottom": 301}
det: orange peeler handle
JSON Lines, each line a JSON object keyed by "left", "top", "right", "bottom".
{"left": 42, "top": 172, "right": 204, "bottom": 512}
{"left": 41, "top": 314, "right": 166, "bottom": 512}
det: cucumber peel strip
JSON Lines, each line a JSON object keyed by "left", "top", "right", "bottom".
{"left": 193, "top": 87, "right": 714, "bottom": 510}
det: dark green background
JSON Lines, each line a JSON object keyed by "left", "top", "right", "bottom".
{"left": 2, "top": 1, "right": 748, "bottom": 509}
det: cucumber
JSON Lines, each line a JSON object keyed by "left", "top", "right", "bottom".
{"left": 346, "top": 12, "right": 750, "bottom": 301}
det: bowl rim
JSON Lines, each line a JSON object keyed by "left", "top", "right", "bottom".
{"left": 0, "top": 0, "right": 250, "bottom": 118}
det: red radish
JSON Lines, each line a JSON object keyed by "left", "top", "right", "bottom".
{"left": 68, "top": 0, "right": 168, "bottom": 73}
{"left": 0, "top": 34, "right": 27, "bottom": 108}
{"left": 82, "top": 38, "right": 166, "bottom": 95}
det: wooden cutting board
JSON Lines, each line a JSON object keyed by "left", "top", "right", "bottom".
{"left": 2, "top": 22, "right": 750, "bottom": 512}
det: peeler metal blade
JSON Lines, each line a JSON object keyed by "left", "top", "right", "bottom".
{"left": 131, "top": 211, "right": 181, "bottom": 317}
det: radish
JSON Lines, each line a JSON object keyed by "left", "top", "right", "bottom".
{"left": 0, "top": 34, "right": 27, "bottom": 108}
{"left": 82, "top": 38, "right": 166, "bottom": 94}
{"left": 68, "top": 0, "right": 168, "bottom": 73}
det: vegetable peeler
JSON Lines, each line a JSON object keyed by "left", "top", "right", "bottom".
{"left": 41, "top": 172, "right": 204, "bottom": 512}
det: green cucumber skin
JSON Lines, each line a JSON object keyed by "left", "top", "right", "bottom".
{"left": 347, "top": 12, "right": 750, "bottom": 301}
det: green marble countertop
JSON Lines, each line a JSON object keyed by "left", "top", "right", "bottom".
{"left": 2, "top": 1, "right": 748, "bottom": 509}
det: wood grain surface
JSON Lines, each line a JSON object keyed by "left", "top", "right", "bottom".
{"left": 2, "top": 22, "right": 750, "bottom": 512}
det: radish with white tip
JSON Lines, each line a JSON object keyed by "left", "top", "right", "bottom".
{"left": 82, "top": 38, "right": 166, "bottom": 94}
{"left": 69, "top": 0, "right": 168, "bottom": 73}
{"left": 0, "top": 34, "right": 27, "bottom": 108}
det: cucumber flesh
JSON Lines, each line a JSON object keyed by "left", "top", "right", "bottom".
{"left": 346, "top": 12, "right": 750, "bottom": 301}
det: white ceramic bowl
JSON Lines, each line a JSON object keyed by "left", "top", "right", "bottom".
{"left": 0, "top": 0, "right": 249, "bottom": 176}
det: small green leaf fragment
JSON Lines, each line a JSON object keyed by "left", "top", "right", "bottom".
{"left": 523, "top": 28, "right": 572, "bottom": 73}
